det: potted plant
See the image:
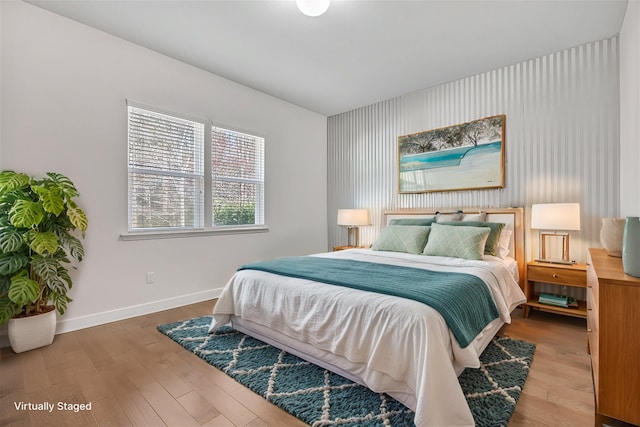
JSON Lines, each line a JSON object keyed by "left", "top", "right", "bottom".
{"left": 0, "top": 171, "right": 88, "bottom": 352}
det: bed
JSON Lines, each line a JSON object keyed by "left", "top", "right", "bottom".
{"left": 210, "top": 208, "right": 526, "bottom": 426}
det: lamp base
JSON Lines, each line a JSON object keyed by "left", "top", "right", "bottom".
{"left": 538, "top": 231, "right": 573, "bottom": 264}
{"left": 347, "top": 226, "right": 360, "bottom": 247}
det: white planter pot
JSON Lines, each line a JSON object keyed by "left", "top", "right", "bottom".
{"left": 8, "top": 309, "right": 57, "bottom": 353}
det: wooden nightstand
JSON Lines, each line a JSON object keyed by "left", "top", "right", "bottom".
{"left": 524, "top": 261, "right": 587, "bottom": 318}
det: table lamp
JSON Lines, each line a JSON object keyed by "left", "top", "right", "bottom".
{"left": 337, "top": 209, "right": 370, "bottom": 247}
{"left": 531, "top": 203, "right": 581, "bottom": 264}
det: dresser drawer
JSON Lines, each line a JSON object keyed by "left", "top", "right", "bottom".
{"left": 528, "top": 265, "right": 587, "bottom": 287}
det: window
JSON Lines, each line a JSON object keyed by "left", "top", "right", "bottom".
{"left": 128, "top": 104, "right": 205, "bottom": 231}
{"left": 127, "top": 103, "right": 265, "bottom": 236}
{"left": 212, "top": 127, "right": 265, "bottom": 227}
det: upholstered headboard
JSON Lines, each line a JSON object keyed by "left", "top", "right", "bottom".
{"left": 383, "top": 208, "right": 525, "bottom": 290}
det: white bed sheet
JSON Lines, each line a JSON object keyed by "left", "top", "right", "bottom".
{"left": 210, "top": 249, "right": 526, "bottom": 427}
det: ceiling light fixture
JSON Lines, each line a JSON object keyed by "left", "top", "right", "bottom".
{"left": 296, "top": 0, "right": 330, "bottom": 17}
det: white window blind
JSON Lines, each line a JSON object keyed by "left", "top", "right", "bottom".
{"left": 212, "top": 126, "right": 265, "bottom": 227}
{"left": 128, "top": 105, "right": 205, "bottom": 231}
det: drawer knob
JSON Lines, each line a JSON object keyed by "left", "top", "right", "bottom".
{"left": 587, "top": 328, "right": 593, "bottom": 333}
{"left": 552, "top": 273, "right": 558, "bottom": 278}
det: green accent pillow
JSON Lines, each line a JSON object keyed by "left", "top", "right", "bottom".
{"left": 372, "top": 225, "right": 431, "bottom": 254}
{"left": 388, "top": 217, "right": 436, "bottom": 226}
{"left": 423, "top": 223, "right": 490, "bottom": 260}
{"left": 439, "top": 221, "right": 505, "bottom": 256}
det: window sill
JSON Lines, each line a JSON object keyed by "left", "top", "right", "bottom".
{"left": 120, "top": 225, "right": 269, "bottom": 241}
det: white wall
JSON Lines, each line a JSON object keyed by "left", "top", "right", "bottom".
{"left": 0, "top": 1, "right": 327, "bottom": 336}
{"left": 620, "top": 0, "right": 640, "bottom": 217}
{"left": 328, "top": 37, "right": 620, "bottom": 264}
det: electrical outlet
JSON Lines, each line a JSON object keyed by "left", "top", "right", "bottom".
{"left": 146, "top": 272, "right": 155, "bottom": 284}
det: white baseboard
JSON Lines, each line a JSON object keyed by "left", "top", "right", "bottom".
{"left": 0, "top": 288, "right": 223, "bottom": 349}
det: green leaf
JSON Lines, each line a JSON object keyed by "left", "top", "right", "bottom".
{"left": 45, "top": 266, "right": 72, "bottom": 294}
{"left": 0, "top": 188, "right": 32, "bottom": 212}
{"left": 0, "top": 275, "right": 10, "bottom": 294}
{"left": 53, "top": 248, "right": 71, "bottom": 265}
{"left": 0, "top": 171, "right": 31, "bottom": 194}
{"left": 25, "top": 231, "right": 59, "bottom": 255}
{"left": 46, "top": 283, "right": 69, "bottom": 310}
{"left": 31, "top": 255, "right": 60, "bottom": 282}
{"left": 67, "top": 204, "right": 88, "bottom": 232}
{"left": 8, "top": 271, "right": 40, "bottom": 306}
{"left": 0, "top": 297, "right": 17, "bottom": 325}
{"left": 56, "top": 267, "right": 72, "bottom": 289}
{"left": 47, "top": 278, "right": 66, "bottom": 296}
{"left": 0, "top": 225, "right": 26, "bottom": 253}
{"left": 46, "top": 172, "right": 79, "bottom": 198}
{"left": 0, "top": 253, "right": 28, "bottom": 275}
{"left": 58, "top": 232, "right": 84, "bottom": 262}
{"left": 9, "top": 199, "right": 44, "bottom": 228}
{"left": 32, "top": 185, "right": 65, "bottom": 216}
{"left": 51, "top": 292, "right": 71, "bottom": 315}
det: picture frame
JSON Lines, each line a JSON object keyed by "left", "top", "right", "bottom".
{"left": 398, "top": 115, "right": 505, "bottom": 193}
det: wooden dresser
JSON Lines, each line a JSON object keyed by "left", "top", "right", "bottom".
{"left": 587, "top": 248, "right": 640, "bottom": 426}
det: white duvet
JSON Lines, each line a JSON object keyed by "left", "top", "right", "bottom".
{"left": 210, "top": 249, "right": 526, "bottom": 427}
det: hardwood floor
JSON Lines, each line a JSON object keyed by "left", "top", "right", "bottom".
{"left": 0, "top": 301, "right": 594, "bottom": 426}
{"left": 502, "top": 309, "right": 593, "bottom": 426}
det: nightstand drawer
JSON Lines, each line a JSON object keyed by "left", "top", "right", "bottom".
{"left": 528, "top": 265, "right": 587, "bottom": 287}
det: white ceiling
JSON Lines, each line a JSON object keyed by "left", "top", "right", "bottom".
{"left": 27, "top": 0, "right": 628, "bottom": 116}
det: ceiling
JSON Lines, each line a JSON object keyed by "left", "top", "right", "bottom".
{"left": 27, "top": 0, "right": 628, "bottom": 116}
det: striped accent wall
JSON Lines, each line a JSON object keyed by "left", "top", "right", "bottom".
{"left": 328, "top": 37, "right": 619, "bottom": 264}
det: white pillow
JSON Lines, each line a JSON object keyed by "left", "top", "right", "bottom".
{"left": 462, "top": 212, "right": 487, "bottom": 222}
{"left": 497, "top": 229, "right": 513, "bottom": 259}
{"left": 436, "top": 212, "right": 463, "bottom": 222}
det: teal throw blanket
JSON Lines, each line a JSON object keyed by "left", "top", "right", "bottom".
{"left": 238, "top": 257, "right": 499, "bottom": 348}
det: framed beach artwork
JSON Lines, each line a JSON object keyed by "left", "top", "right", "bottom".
{"left": 398, "top": 115, "right": 505, "bottom": 193}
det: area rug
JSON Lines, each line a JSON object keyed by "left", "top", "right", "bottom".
{"left": 158, "top": 316, "right": 535, "bottom": 427}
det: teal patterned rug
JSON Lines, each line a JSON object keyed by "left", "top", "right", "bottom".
{"left": 158, "top": 316, "right": 535, "bottom": 427}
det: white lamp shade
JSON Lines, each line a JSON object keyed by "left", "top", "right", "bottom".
{"left": 531, "top": 203, "right": 581, "bottom": 231}
{"left": 337, "top": 209, "right": 370, "bottom": 226}
{"left": 296, "top": 0, "right": 330, "bottom": 17}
